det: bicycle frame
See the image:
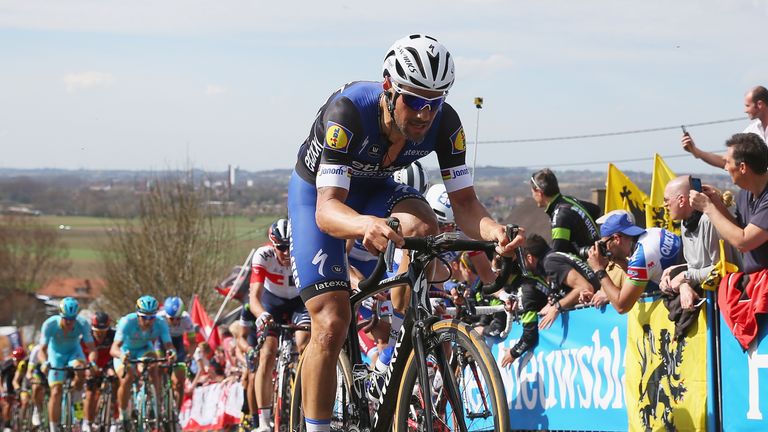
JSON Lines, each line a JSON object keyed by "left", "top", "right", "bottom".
{"left": 343, "top": 232, "right": 507, "bottom": 432}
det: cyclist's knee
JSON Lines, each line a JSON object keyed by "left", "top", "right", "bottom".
{"left": 392, "top": 200, "right": 439, "bottom": 236}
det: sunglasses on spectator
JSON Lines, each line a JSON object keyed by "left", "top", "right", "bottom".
{"left": 530, "top": 175, "right": 544, "bottom": 191}
{"left": 393, "top": 83, "right": 444, "bottom": 112}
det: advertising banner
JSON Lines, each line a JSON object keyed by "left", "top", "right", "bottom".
{"left": 491, "top": 305, "right": 628, "bottom": 431}
{"left": 720, "top": 314, "right": 768, "bottom": 431}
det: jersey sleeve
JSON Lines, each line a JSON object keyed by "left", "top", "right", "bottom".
{"left": 550, "top": 207, "right": 577, "bottom": 254}
{"left": 181, "top": 315, "right": 196, "bottom": 336}
{"left": 626, "top": 243, "right": 650, "bottom": 287}
{"left": 156, "top": 319, "right": 172, "bottom": 345}
{"left": 434, "top": 104, "right": 472, "bottom": 193}
{"left": 78, "top": 317, "right": 94, "bottom": 343}
{"left": 250, "top": 247, "right": 272, "bottom": 284}
{"left": 315, "top": 97, "right": 364, "bottom": 191}
{"left": 40, "top": 319, "right": 54, "bottom": 346}
{"left": 114, "top": 317, "right": 127, "bottom": 342}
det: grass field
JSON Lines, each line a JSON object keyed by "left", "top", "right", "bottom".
{"left": 38, "top": 215, "right": 279, "bottom": 278}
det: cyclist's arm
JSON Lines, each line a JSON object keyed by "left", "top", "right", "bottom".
{"left": 248, "top": 280, "right": 268, "bottom": 317}
{"left": 682, "top": 134, "right": 726, "bottom": 169}
{"left": 84, "top": 342, "right": 97, "bottom": 364}
{"left": 317, "top": 186, "right": 402, "bottom": 251}
{"left": 38, "top": 343, "right": 48, "bottom": 365}
{"left": 468, "top": 252, "right": 496, "bottom": 284}
{"left": 110, "top": 339, "right": 124, "bottom": 359}
{"left": 12, "top": 364, "right": 25, "bottom": 390}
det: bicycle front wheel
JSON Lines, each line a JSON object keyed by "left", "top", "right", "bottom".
{"left": 273, "top": 360, "right": 294, "bottom": 432}
{"left": 393, "top": 320, "right": 509, "bottom": 432}
{"left": 289, "top": 350, "right": 355, "bottom": 432}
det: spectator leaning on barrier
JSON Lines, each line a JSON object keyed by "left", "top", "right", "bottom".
{"left": 586, "top": 211, "right": 682, "bottom": 314}
{"left": 682, "top": 85, "right": 768, "bottom": 168}
{"left": 499, "top": 234, "right": 551, "bottom": 368}
{"left": 690, "top": 133, "right": 768, "bottom": 274}
{"left": 661, "top": 176, "right": 742, "bottom": 309}
{"left": 530, "top": 168, "right": 602, "bottom": 256}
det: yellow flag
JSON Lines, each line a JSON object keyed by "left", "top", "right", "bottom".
{"left": 605, "top": 163, "right": 648, "bottom": 228}
{"left": 645, "top": 154, "right": 679, "bottom": 233}
{"left": 701, "top": 239, "right": 740, "bottom": 291}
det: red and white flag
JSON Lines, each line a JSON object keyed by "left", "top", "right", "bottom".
{"left": 189, "top": 295, "right": 221, "bottom": 349}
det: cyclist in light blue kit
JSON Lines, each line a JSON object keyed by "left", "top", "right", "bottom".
{"left": 110, "top": 295, "right": 175, "bottom": 428}
{"left": 38, "top": 297, "right": 97, "bottom": 432}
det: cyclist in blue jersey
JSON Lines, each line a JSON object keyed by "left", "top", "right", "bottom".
{"left": 38, "top": 297, "right": 97, "bottom": 432}
{"left": 110, "top": 295, "right": 175, "bottom": 428}
{"left": 287, "top": 34, "right": 524, "bottom": 432}
{"left": 157, "top": 296, "right": 197, "bottom": 410}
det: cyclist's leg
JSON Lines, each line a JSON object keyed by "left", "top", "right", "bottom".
{"left": 293, "top": 307, "right": 311, "bottom": 354}
{"left": 289, "top": 171, "right": 353, "bottom": 430}
{"left": 46, "top": 349, "right": 71, "bottom": 426}
{"left": 254, "top": 333, "right": 277, "bottom": 427}
{"left": 170, "top": 336, "right": 187, "bottom": 410}
{"left": 84, "top": 373, "right": 100, "bottom": 424}
{"left": 113, "top": 353, "right": 135, "bottom": 421}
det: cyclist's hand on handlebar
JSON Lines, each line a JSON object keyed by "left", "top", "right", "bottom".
{"left": 361, "top": 216, "right": 403, "bottom": 254}
{"left": 166, "top": 349, "right": 177, "bottom": 362}
{"left": 492, "top": 224, "right": 525, "bottom": 256}
{"left": 256, "top": 312, "right": 273, "bottom": 330}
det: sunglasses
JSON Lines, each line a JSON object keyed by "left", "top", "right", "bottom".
{"left": 530, "top": 175, "right": 544, "bottom": 191}
{"left": 393, "top": 84, "right": 444, "bottom": 112}
{"left": 275, "top": 243, "right": 290, "bottom": 252}
{"left": 61, "top": 317, "right": 76, "bottom": 322}
{"left": 138, "top": 314, "right": 156, "bottom": 321}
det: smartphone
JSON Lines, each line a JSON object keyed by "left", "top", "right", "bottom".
{"left": 689, "top": 176, "right": 702, "bottom": 192}
{"left": 681, "top": 125, "right": 689, "bottom": 136}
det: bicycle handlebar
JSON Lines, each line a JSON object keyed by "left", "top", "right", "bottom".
{"left": 358, "top": 218, "right": 522, "bottom": 294}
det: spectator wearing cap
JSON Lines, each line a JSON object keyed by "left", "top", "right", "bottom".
{"left": 691, "top": 133, "right": 768, "bottom": 274}
{"left": 530, "top": 168, "right": 602, "bottom": 255}
{"left": 586, "top": 211, "right": 682, "bottom": 314}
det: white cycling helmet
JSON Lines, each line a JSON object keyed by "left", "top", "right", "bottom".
{"left": 382, "top": 34, "right": 455, "bottom": 93}
{"left": 425, "top": 184, "right": 454, "bottom": 224}
{"left": 393, "top": 161, "right": 430, "bottom": 194}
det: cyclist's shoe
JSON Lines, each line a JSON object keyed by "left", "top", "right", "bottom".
{"left": 3, "top": 427, "right": 12, "bottom": 432}
{"left": 252, "top": 426, "right": 272, "bottom": 432}
{"left": 365, "top": 369, "right": 387, "bottom": 402}
{"left": 81, "top": 422, "right": 92, "bottom": 432}
{"left": 31, "top": 409, "right": 41, "bottom": 426}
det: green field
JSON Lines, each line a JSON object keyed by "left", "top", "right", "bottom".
{"left": 38, "top": 215, "right": 279, "bottom": 278}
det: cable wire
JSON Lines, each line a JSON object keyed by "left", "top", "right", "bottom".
{"left": 478, "top": 117, "right": 744, "bottom": 144}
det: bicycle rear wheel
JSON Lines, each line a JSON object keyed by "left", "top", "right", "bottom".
{"left": 95, "top": 389, "right": 112, "bottom": 432}
{"left": 393, "top": 320, "right": 509, "bottom": 432}
{"left": 289, "top": 350, "right": 355, "bottom": 432}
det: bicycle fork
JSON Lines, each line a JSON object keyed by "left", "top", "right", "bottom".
{"left": 414, "top": 319, "right": 470, "bottom": 432}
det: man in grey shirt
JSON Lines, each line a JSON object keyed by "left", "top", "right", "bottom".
{"left": 660, "top": 176, "right": 741, "bottom": 308}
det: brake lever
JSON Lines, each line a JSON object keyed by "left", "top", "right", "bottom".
{"left": 505, "top": 224, "right": 528, "bottom": 277}
{"left": 385, "top": 217, "right": 400, "bottom": 273}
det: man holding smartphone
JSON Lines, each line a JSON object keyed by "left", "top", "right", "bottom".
{"left": 682, "top": 85, "right": 768, "bottom": 168}
{"left": 660, "top": 176, "right": 741, "bottom": 310}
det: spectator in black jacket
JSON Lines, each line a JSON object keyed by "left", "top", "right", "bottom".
{"left": 530, "top": 168, "right": 602, "bottom": 255}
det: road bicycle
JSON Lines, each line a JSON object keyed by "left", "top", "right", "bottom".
{"left": 290, "top": 220, "right": 519, "bottom": 432}
{"left": 263, "top": 322, "right": 310, "bottom": 432}
{"left": 91, "top": 373, "right": 118, "bottom": 432}
{"left": 49, "top": 364, "right": 90, "bottom": 432}
{"left": 158, "top": 361, "right": 184, "bottom": 432}
{"left": 124, "top": 356, "right": 169, "bottom": 432}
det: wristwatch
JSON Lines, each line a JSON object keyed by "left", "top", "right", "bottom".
{"left": 595, "top": 269, "right": 609, "bottom": 281}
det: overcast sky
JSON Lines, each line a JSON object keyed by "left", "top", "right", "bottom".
{"left": 1, "top": 0, "right": 766, "bottom": 176}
